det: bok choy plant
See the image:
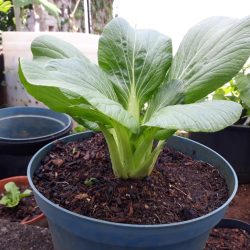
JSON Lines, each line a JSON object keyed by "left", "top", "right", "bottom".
{"left": 19, "top": 17, "right": 250, "bottom": 179}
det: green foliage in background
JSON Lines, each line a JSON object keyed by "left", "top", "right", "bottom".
{"left": 0, "top": 0, "right": 12, "bottom": 13}
{"left": 0, "top": 0, "right": 14, "bottom": 31}
{"left": 91, "top": 0, "right": 113, "bottom": 34}
{"left": 212, "top": 65, "right": 250, "bottom": 116}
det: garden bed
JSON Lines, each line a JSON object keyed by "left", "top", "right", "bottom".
{"left": 0, "top": 219, "right": 53, "bottom": 250}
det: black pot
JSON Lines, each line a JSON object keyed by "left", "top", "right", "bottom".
{"left": 189, "top": 125, "right": 250, "bottom": 184}
{"left": 0, "top": 107, "right": 72, "bottom": 178}
{"left": 0, "top": 50, "right": 4, "bottom": 83}
{"left": 216, "top": 218, "right": 250, "bottom": 232}
{"left": 0, "top": 52, "right": 6, "bottom": 108}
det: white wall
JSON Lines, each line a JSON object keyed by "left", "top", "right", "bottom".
{"left": 114, "top": 0, "right": 250, "bottom": 52}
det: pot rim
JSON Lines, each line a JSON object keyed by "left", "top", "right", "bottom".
{"left": 0, "top": 106, "right": 72, "bottom": 143}
{"left": 21, "top": 212, "right": 46, "bottom": 225}
{"left": 27, "top": 131, "right": 238, "bottom": 228}
{"left": 217, "top": 218, "right": 250, "bottom": 229}
{"left": 224, "top": 124, "right": 250, "bottom": 131}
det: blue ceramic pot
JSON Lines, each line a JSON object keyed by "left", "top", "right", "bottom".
{"left": 0, "top": 106, "right": 72, "bottom": 178}
{"left": 28, "top": 132, "right": 238, "bottom": 250}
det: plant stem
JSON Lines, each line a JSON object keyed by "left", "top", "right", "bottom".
{"left": 127, "top": 85, "right": 140, "bottom": 122}
{"left": 99, "top": 124, "right": 128, "bottom": 179}
{"left": 99, "top": 124, "right": 166, "bottom": 179}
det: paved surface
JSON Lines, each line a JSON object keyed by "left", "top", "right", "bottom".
{"left": 0, "top": 219, "right": 53, "bottom": 250}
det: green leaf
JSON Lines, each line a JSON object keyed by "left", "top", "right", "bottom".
{"left": 147, "top": 16, "right": 250, "bottom": 118}
{"left": 98, "top": 18, "right": 172, "bottom": 120}
{"left": 4, "top": 182, "right": 19, "bottom": 193}
{"left": 13, "top": 0, "right": 33, "bottom": 8}
{"left": 31, "top": 35, "right": 87, "bottom": 61}
{"left": 0, "top": 182, "right": 20, "bottom": 207}
{"left": 154, "top": 129, "right": 176, "bottom": 140}
{"left": 236, "top": 73, "right": 250, "bottom": 108}
{"left": 0, "top": 0, "right": 12, "bottom": 13}
{"left": 145, "top": 100, "right": 242, "bottom": 132}
{"left": 19, "top": 189, "right": 32, "bottom": 199}
{"left": 72, "top": 124, "right": 87, "bottom": 133}
{"left": 19, "top": 36, "right": 138, "bottom": 132}
{"left": 73, "top": 118, "right": 99, "bottom": 131}
{"left": 19, "top": 62, "right": 109, "bottom": 127}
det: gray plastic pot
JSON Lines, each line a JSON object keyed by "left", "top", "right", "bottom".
{"left": 27, "top": 132, "right": 238, "bottom": 250}
{"left": 0, "top": 106, "right": 72, "bottom": 178}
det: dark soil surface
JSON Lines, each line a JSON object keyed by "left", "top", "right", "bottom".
{"left": 0, "top": 219, "right": 53, "bottom": 250}
{"left": 226, "top": 184, "right": 250, "bottom": 223}
{"left": 205, "top": 227, "right": 250, "bottom": 249}
{"left": 0, "top": 184, "right": 42, "bottom": 223}
{"left": 33, "top": 133, "right": 228, "bottom": 224}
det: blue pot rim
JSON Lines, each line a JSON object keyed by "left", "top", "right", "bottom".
{"left": 28, "top": 131, "right": 238, "bottom": 229}
{"left": 0, "top": 106, "right": 72, "bottom": 142}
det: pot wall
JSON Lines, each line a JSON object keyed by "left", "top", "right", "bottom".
{"left": 27, "top": 132, "right": 238, "bottom": 250}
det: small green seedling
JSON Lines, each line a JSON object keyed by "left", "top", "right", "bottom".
{"left": 84, "top": 178, "right": 98, "bottom": 186}
{"left": 0, "top": 182, "right": 32, "bottom": 208}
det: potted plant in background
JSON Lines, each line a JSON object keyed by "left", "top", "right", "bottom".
{"left": 18, "top": 16, "right": 250, "bottom": 250}
{"left": 0, "top": 176, "right": 45, "bottom": 225}
{"left": 0, "top": 106, "right": 72, "bottom": 179}
{"left": 206, "top": 218, "right": 250, "bottom": 249}
{"left": 190, "top": 66, "right": 250, "bottom": 184}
